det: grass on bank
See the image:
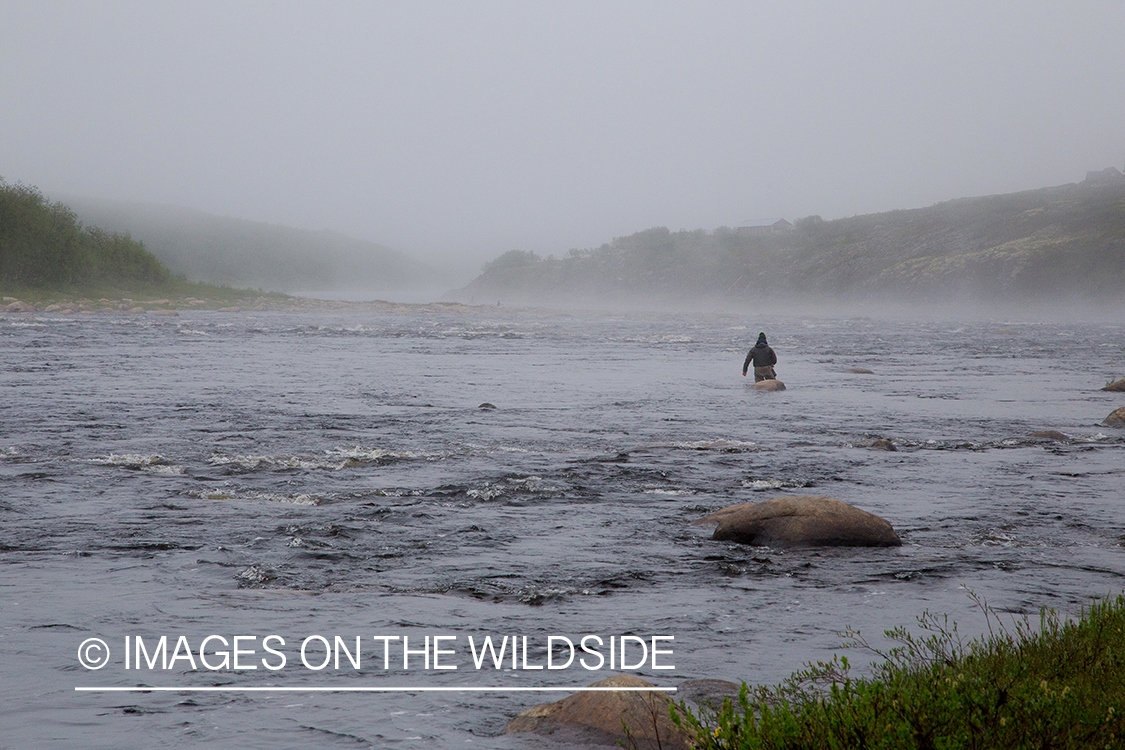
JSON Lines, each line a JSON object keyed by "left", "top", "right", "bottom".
{"left": 674, "top": 593, "right": 1125, "bottom": 749}
{"left": 1, "top": 278, "right": 291, "bottom": 310}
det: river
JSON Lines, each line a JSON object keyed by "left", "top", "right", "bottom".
{"left": 2, "top": 305, "right": 1123, "bottom": 748}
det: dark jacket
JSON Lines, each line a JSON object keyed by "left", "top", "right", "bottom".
{"left": 743, "top": 341, "right": 777, "bottom": 372}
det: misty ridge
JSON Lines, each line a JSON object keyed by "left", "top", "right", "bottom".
{"left": 27, "top": 169, "right": 1125, "bottom": 312}
{"left": 448, "top": 171, "right": 1125, "bottom": 310}
{"left": 61, "top": 196, "right": 448, "bottom": 296}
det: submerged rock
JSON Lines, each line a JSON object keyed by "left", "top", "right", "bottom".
{"left": 869, "top": 438, "right": 897, "bottom": 451}
{"left": 1028, "top": 430, "right": 1069, "bottom": 442}
{"left": 751, "top": 379, "right": 786, "bottom": 391}
{"left": 505, "top": 674, "right": 692, "bottom": 749}
{"left": 478, "top": 402, "right": 498, "bottom": 410}
{"left": 1103, "top": 378, "right": 1125, "bottom": 392}
{"left": 1104, "top": 407, "right": 1125, "bottom": 427}
{"left": 847, "top": 367, "right": 875, "bottom": 374}
{"left": 677, "top": 678, "right": 742, "bottom": 710}
{"left": 697, "top": 495, "right": 902, "bottom": 548}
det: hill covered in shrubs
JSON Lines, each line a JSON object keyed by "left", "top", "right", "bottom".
{"left": 64, "top": 196, "right": 442, "bottom": 295}
{"left": 0, "top": 180, "right": 170, "bottom": 288}
{"left": 451, "top": 177, "right": 1125, "bottom": 307}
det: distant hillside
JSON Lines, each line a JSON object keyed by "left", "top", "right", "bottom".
{"left": 449, "top": 176, "right": 1125, "bottom": 306}
{"left": 63, "top": 196, "right": 441, "bottom": 295}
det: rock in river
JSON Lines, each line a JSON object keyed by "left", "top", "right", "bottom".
{"left": 1104, "top": 407, "right": 1125, "bottom": 427}
{"left": 751, "top": 379, "right": 786, "bottom": 391}
{"left": 1103, "top": 378, "right": 1125, "bottom": 392}
{"left": 697, "top": 495, "right": 902, "bottom": 547}
{"left": 505, "top": 674, "right": 692, "bottom": 749}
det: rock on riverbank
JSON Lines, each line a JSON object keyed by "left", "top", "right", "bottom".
{"left": 505, "top": 674, "right": 692, "bottom": 749}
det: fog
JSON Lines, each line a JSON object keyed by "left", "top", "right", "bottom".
{"left": 2, "top": 1, "right": 1124, "bottom": 280}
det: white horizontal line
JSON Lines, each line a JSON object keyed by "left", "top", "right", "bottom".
{"left": 75, "top": 686, "right": 677, "bottom": 693}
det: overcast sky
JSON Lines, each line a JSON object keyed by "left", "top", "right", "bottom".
{"left": 2, "top": 1, "right": 1123, "bottom": 272}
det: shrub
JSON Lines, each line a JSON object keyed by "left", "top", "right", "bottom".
{"left": 675, "top": 593, "right": 1125, "bottom": 749}
{"left": 0, "top": 178, "right": 170, "bottom": 287}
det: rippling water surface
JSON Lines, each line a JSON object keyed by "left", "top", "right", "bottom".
{"left": 2, "top": 306, "right": 1123, "bottom": 748}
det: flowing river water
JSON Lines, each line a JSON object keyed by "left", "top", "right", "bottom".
{"left": 2, "top": 305, "right": 1123, "bottom": 748}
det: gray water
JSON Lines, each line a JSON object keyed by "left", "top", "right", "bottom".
{"left": 2, "top": 306, "right": 1123, "bottom": 748}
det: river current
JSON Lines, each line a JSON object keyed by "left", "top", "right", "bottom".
{"left": 2, "top": 305, "right": 1123, "bottom": 748}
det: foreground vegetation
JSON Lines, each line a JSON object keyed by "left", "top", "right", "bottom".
{"left": 1, "top": 179, "right": 169, "bottom": 288}
{"left": 676, "top": 594, "right": 1125, "bottom": 749}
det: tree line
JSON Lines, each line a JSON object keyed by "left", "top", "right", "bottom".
{"left": 0, "top": 179, "right": 170, "bottom": 287}
{"left": 456, "top": 180, "right": 1125, "bottom": 305}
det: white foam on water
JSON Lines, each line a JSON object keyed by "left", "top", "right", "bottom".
{"left": 742, "top": 479, "right": 786, "bottom": 490}
{"left": 325, "top": 446, "right": 427, "bottom": 462}
{"left": 90, "top": 453, "right": 164, "bottom": 466}
{"left": 668, "top": 438, "right": 756, "bottom": 450}
{"left": 88, "top": 454, "right": 187, "bottom": 474}
{"left": 144, "top": 464, "right": 186, "bottom": 475}
{"left": 191, "top": 488, "right": 324, "bottom": 505}
{"left": 466, "top": 475, "right": 555, "bottom": 500}
{"left": 209, "top": 446, "right": 430, "bottom": 472}
{"left": 209, "top": 453, "right": 342, "bottom": 470}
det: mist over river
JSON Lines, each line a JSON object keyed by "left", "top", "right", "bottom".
{"left": 2, "top": 305, "right": 1123, "bottom": 748}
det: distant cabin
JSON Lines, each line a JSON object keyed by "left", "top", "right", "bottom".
{"left": 736, "top": 218, "right": 792, "bottom": 235}
{"left": 1084, "top": 166, "right": 1125, "bottom": 184}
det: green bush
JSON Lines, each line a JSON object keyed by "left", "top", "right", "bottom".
{"left": 0, "top": 179, "right": 170, "bottom": 287}
{"left": 675, "top": 594, "right": 1125, "bottom": 749}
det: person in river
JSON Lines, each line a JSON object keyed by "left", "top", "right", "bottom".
{"left": 742, "top": 332, "right": 777, "bottom": 381}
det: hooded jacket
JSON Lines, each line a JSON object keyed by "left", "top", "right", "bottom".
{"left": 743, "top": 339, "right": 777, "bottom": 372}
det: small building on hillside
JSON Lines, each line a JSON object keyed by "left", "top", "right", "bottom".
{"left": 1084, "top": 166, "right": 1125, "bottom": 184}
{"left": 736, "top": 218, "right": 792, "bottom": 235}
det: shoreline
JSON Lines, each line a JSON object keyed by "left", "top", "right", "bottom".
{"left": 0, "top": 290, "right": 490, "bottom": 315}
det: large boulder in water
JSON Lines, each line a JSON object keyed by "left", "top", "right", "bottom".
{"left": 697, "top": 496, "right": 901, "bottom": 548}
{"left": 1103, "top": 379, "right": 1125, "bottom": 392}
{"left": 751, "top": 379, "right": 786, "bottom": 391}
{"left": 1104, "top": 407, "right": 1125, "bottom": 427}
{"left": 505, "top": 674, "right": 692, "bottom": 749}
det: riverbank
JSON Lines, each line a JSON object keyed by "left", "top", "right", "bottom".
{"left": 678, "top": 594, "right": 1125, "bottom": 749}
{"left": 0, "top": 282, "right": 484, "bottom": 314}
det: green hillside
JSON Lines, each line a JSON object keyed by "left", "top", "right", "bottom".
{"left": 0, "top": 180, "right": 170, "bottom": 288}
{"left": 450, "top": 177, "right": 1125, "bottom": 306}
{"left": 63, "top": 196, "right": 442, "bottom": 294}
